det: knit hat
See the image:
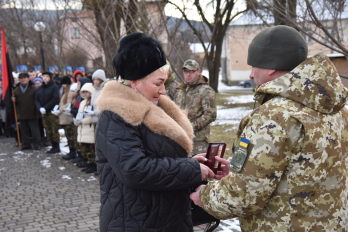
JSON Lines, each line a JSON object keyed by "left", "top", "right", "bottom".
{"left": 61, "top": 75, "right": 72, "bottom": 85}
{"left": 33, "top": 77, "right": 43, "bottom": 83}
{"left": 182, "top": 59, "right": 200, "bottom": 71}
{"left": 41, "top": 71, "right": 53, "bottom": 79}
{"left": 80, "top": 83, "right": 95, "bottom": 99}
{"left": 92, "top": 69, "right": 106, "bottom": 82}
{"left": 70, "top": 83, "right": 78, "bottom": 92}
{"left": 73, "top": 70, "right": 84, "bottom": 82}
{"left": 247, "top": 25, "right": 308, "bottom": 70}
{"left": 113, "top": 32, "right": 166, "bottom": 80}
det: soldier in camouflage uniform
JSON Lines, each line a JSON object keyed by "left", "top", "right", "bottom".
{"left": 174, "top": 59, "right": 216, "bottom": 155}
{"left": 191, "top": 26, "right": 348, "bottom": 231}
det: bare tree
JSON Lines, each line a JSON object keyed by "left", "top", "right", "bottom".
{"left": 167, "top": 0, "right": 249, "bottom": 91}
{"left": 247, "top": 0, "right": 348, "bottom": 57}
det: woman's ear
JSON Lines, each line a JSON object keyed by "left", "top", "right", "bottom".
{"left": 130, "top": 80, "right": 138, "bottom": 90}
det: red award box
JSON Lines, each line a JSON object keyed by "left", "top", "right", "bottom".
{"left": 204, "top": 143, "right": 226, "bottom": 174}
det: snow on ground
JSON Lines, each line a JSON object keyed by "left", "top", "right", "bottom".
{"left": 224, "top": 95, "right": 255, "bottom": 104}
{"left": 212, "top": 107, "right": 253, "bottom": 126}
{"left": 201, "top": 69, "right": 247, "bottom": 92}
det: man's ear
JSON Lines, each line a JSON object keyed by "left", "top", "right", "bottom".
{"left": 268, "top": 69, "right": 276, "bottom": 75}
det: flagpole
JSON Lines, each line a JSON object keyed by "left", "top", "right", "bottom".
{"left": 11, "top": 87, "right": 21, "bottom": 150}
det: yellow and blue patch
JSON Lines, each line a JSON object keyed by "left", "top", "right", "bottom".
{"left": 239, "top": 138, "right": 249, "bottom": 148}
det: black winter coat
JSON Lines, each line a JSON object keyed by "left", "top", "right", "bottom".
{"left": 35, "top": 80, "right": 60, "bottom": 112}
{"left": 95, "top": 81, "right": 202, "bottom": 232}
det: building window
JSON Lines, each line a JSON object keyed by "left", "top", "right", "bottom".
{"left": 71, "top": 28, "right": 80, "bottom": 39}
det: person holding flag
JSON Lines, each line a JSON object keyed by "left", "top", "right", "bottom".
{"left": 1, "top": 25, "right": 20, "bottom": 147}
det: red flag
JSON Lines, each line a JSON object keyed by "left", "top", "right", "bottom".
{"left": 1, "top": 25, "right": 14, "bottom": 108}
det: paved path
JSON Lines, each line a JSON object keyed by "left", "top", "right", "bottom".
{"left": 0, "top": 138, "right": 241, "bottom": 231}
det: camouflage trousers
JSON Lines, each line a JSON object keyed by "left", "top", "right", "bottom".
{"left": 42, "top": 113, "right": 60, "bottom": 143}
{"left": 191, "top": 141, "right": 209, "bottom": 156}
{"left": 62, "top": 124, "right": 77, "bottom": 149}
{"left": 80, "top": 143, "right": 95, "bottom": 164}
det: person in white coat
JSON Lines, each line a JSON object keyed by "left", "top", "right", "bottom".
{"left": 73, "top": 83, "right": 96, "bottom": 173}
{"left": 83, "top": 69, "right": 107, "bottom": 123}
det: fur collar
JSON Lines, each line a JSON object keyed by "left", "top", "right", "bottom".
{"left": 97, "top": 81, "right": 194, "bottom": 155}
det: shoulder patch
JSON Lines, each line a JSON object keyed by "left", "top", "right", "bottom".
{"left": 229, "top": 138, "right": 250, "bottom": 173}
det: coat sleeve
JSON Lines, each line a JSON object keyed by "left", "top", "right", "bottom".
{"left": 96, "top": 112, "right": 202, "bottom": 191}
{"left": 199, "top": 115, "right": 303, "bottom": 219}
{"left": 44, "top": 85, "right": 60, "bottom": 111}
{"left": 35, "top": 88, "right": 41, "bottom": 110}
{"left": 192, "top": 87, "right": 217, "bottom": 131}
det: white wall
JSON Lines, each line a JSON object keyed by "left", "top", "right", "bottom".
{"left": 230, "top": 70, "right": 251, "bottom": 81}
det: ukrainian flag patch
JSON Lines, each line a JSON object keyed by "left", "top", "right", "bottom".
{"left": 239, "top": 138, "right": 249, "bottom": 148}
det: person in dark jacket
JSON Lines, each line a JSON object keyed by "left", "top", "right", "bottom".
{"left": 12, "top": 73, "right": 41, "bottom": 150}
{"left": 35, "top": 71, "right": 60, "bottom": 153}
{"left": 95, "top": 33, "right": 216, "bottom": 232}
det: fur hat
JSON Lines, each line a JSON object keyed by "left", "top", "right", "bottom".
{"left": 113, "top": 32, "right": 166, "bottom": 80}
{"left": 61, "top": 75, "right": 72, "bottom": 85}
{"left": 41, "top": 71, "right": 53, "bottom": 79}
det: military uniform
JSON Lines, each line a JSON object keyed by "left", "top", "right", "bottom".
{"left": 42, "top": 112, "right": 60, "bottom": 144}
{"left": 174, "top": 74, "right": 216, "bottom": 155}
{"left": 199, "top": 53, "right": 348, "bottom": 231}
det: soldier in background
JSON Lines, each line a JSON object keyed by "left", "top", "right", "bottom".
{"left": 174, "top": 59, "right": 216, "bottom": 156}
{"left": 191, "top": 25, "right": 348, "bottom": 231}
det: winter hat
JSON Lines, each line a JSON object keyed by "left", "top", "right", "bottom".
{"left": 70, "top": 83, "right": 78, "bottom": 92}
{"left": 248, "top": 25, "right": 308, "bottom": 70}
{"left": 113, "top": 32, "right": 166, "bottom": 80}
{"left": 78, "top": 77, "right": 92, "bottom": 89}
{"left": 73, "top": 70, "right": 84, "bottom": 82}
{"left": 61, "top": 75, "right": 72, "bottom": 85}
{"left": 41, "top": 71, "right": 53, "bottom": 79}
{"left": 34, "top": 77, "right": 43, "bottom": 84}
{"left": 92, "top": 69, "right": 106, "bottom": 82}
{"left": 80, "top": 83, "right": 95, "bottom": 99}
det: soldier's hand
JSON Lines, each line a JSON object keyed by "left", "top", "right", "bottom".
{"left": 190, "top": 185, "right": 204, "bottom": 207}
{"left": 192, "top": 153, "right": 207, "bottom": 163}
{"left": 40, "top": 107, "right": 46, "bottom": 115}
{"left": 200, "top": 164, "right": 214, "bottom": 181}
{"left": 214, "top": 156, "right": 230, "bottom": 180}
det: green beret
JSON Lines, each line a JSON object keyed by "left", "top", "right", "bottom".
{"left": 247, "top": 25, "right": 308, "bottom": 70}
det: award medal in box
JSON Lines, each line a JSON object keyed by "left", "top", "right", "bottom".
{"left": 204, "top": 143, "right": 226, "bottom": 174}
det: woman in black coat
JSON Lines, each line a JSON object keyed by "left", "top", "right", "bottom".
{"left": 95, "top": 33, "right": 215, "bottom": 232}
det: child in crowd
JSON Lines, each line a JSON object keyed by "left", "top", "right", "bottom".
{"left": 73, "top": 83, "right": 96, "bottom": 173}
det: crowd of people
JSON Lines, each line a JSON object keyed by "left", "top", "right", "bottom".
{"left": 2, "top": 69, "right": 108, "bottom": 175}
{"left": 2, "top": 25, "right": 347, "bottom": 232}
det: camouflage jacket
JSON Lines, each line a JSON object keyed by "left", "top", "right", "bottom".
{"left": 174, "top": 75, "right": 217, "bottom": 142}
{"left": 200, "top": 53, "right": 348, "bottom": 231}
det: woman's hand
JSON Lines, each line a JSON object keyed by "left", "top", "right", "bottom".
{"left": 192, "top": 153, "right": 207, "bottom": 164}
{"left": 214, "top": 156, "right": 230, "bottom": 180}
{"left": 200, "top": 164, "right": 214, "bottom": 181}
